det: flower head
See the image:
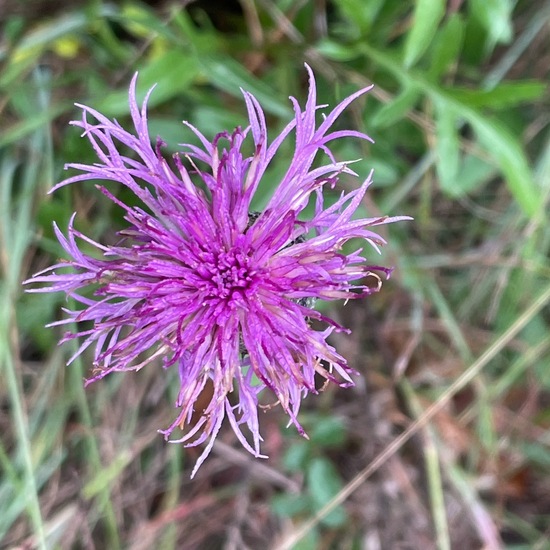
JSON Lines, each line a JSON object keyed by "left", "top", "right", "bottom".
{"left": 26, "top": 65, "right": 408, "bottom": 475}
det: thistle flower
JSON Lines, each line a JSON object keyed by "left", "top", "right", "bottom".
{"left": 26, "top": 65, "right": 408, "bottom": 476}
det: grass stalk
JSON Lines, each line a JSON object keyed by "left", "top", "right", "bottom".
{"left": 1, "top": 344, "right": 47, "bottom": 550}
{"left": 400, "top": 379, "right": 450, "bottom": 550}
{"left": 68, "top": 346, "right": 122, "bottom": 549}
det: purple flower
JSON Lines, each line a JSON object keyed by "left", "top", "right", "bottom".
{"left": 26, "top": 65, "right": 408, "bottom": 476}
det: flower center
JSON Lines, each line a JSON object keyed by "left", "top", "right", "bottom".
{"left": 198, "top": 247, "right": 256, "bottom": 302}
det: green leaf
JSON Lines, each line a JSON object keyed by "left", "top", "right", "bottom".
{"left": 371, "top": 86, "right": 420, "bottom": 129}
{"left": 309, "top": 416, "right": 346, "bottom": 448}
{"left": 315, "top": 38, "right": 360, "bottom": 62}
{"left": 445, "top": 81, "right": 547, "bottom": 109}
{"left": 368, "top": 157, "right": 400, "bottom": 187}
{"left": 470, "top": 0, "right": 513, "bottom": 51}
{"left": 271, "top": 493, "right": 310, "bottom": 518}
{"left": 200, "top": 57, "right": 292, "bottom": 118}
{"left": 94, "top": 52, "right": 199, "bottom": 117}
{"left": 306, "top": 457, "right": 347, "bottom": 527}
{"left": 523, "top": 318, "right": 550, "bottom": 388}
{"left": 2, "top": 11, "right": 90, "bottom": 62}
{"left": 333, "top": 0, "right": 386, "bottom": 34}
{"left": 282, "top": 440, "right": 310, "bottom": 472}
{"left": 449, "top": 154, "right": 495, "bottom": 197}
{"left": 192, "top": 106, "right": 245, "bottom": 139}
{"left": 403, "top": 0, "right": 446, "bottom": 68}
{"left": 520, "top": 442, "right": 550, "bottom": 468}
{"left": 359, "top": 43, "right": 542, "bottom": 218}
{"left": 428, "top": 13, "right": 464, "bottom": 80}
{"left": 0, "top": 105, "right": 66, "bottom": 148}
{"left": 469, "top": 114, "right": 539, "bottom": 217}
{"left": 118, "top": 3, "right": 181, "bottom": 41}
{"left": 289, "top": 529, "right": 320, "bottom": 550}
{"left": 147, "top": 118, "right": 192, "bottom": 152}
{"left": 434, "top": 100, "right": 460, "bottom": 194}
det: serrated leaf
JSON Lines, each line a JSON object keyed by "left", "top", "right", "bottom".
{"left": 403, "top": 0, "right": 446, "bottom": 68}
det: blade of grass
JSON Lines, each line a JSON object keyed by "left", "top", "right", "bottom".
{"left": 158, "top": 445, "right": 183, "bottom": 550}
{"left": 66, "top": 343, "right": 122, "bottom": 550}
{"left": 400, "top": 379, "right": 450, "bottom": 550}
{"left": 459, "top": 336, "right": 550, "bottom": 428}
{"left": 0, "top": 70, "right": 54, "bottom": 550}
{"left": 0, "top": 352, "right": 46, "bottom": 550}
{"left": 445, "top": 465, "right": 501, "bottom": 548}
{"left": 423, "top": 279, "right": 471, "bottom": 361}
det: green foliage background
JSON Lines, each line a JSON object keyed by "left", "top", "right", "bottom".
{"left": 1, "top": 1, "right": 549, "bottom": 548}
